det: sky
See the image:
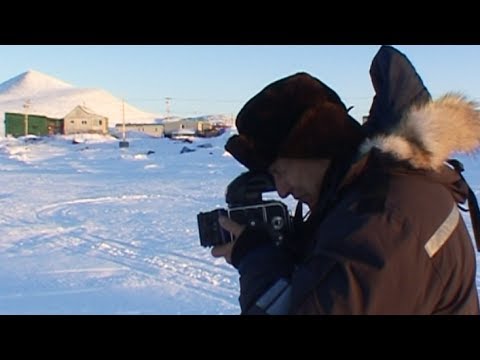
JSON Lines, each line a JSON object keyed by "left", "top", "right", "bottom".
{"left": 0, "top": 130, "right": 478, "bottom": 315}
{"left": 0, "top": 45, "right": 479, "bottom": 121}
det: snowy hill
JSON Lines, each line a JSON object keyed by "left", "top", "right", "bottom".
{"left": 0, "top": 70, "right": 235, "bottom": 137}
{"left": 0, "top": 69, "right": 73, "bottom": 96}
{"left": 0, "top": 70, "right": 161, "bottom": 137}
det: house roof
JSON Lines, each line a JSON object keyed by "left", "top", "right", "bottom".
{"left": 64, "top": 105, "right": 107, "bottom": 119}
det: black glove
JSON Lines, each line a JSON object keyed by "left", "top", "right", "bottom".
{"left": 231, "top": 226, "right": 273, "bottom": 269}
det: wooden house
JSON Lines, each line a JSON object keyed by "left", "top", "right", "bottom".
{"left": 64, "top": 105, "right": 108, "bottom": 135}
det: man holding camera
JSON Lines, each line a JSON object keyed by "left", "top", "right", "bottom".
{"left": 210, "top": 45, "right": 480, "bottom": 315}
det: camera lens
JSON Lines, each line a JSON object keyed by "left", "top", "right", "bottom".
{"left": 271, "top": 216, "right": 284, "bottom": 230}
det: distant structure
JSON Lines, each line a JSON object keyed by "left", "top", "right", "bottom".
{"left": 63, "top": 105, "right": 109, "bottom": 135}
{"left": 160, "top": 117, "right": 227, "bottom": 138}
{"left": 113, "top": 117, "right": 228, "bottom": 139}
{"left": 114, "top": 123, "right": 164, "bottom": 138}
{"left": 161, "top": 118, "right": 209, "bottom": 137}
{"left": 4, "top": 112, "right": 62, "bottom": 137}
{"left": 362, "top": 115, "right": 369, "bottom": 124}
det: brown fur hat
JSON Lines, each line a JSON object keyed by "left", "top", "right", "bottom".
{"left": 225, "top": 72, "right": 365, "bottom": 171}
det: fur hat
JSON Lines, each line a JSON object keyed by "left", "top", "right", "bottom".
{"left": 225, "top": 72, "right": 365, "bottom": 171}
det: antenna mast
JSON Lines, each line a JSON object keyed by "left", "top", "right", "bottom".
{"left": 23, "top": 99, "right": 30, "bottom": 136}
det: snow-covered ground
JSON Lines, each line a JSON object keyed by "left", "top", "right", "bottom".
{"left": 0, "top": 130, "right": 245, "bottom": 314}
{"left": 0, "top": 130, "right": 478, "bottom": 314}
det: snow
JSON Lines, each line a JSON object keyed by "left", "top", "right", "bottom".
{"left": 0, "top": 129, "right": 478, "bottom": 314}
{"left": 0, "top": 130, "right": 245, "bottom": 314}
{"left": 0, "top": 70, "right": 73, "bottom": 96}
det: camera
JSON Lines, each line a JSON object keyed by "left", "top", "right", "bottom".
{"left": 197, "top": 171, "right": 293, "bottom": 247}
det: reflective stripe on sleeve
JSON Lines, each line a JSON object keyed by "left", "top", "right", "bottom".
{"left": 424, "top": 203, "right": 460, "bottom": 258}
{"left": 255, "top": 278, "right": 291, "bottom": 315}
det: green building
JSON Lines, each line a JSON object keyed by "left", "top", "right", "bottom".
{"left": 4, "top": 112, "right": 64, "bottom": 137}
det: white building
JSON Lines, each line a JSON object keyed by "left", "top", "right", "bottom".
{"left": 114, "top": 123, "right": 164, "bottom": 138}
{"left": 161, "top": 118, "right": 211, "bottom": 137}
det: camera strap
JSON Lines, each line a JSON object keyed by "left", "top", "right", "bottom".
{"left": 447, "top": 159, "right": 480, "bottom": 253}
{"left": 282, "top": 201, "right": 310, "bottom": 261}
{"left": 293, "top": 201, "right": 304, "bottom": 230}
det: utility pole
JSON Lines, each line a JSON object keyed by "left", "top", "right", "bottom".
{"left": 165, "top": 97, "right": 171, "bottom": 119}
{"left": 23, "top": 99, "right": 30, "bottom": 136}
{"left": 119, "top": 98, "right": 129, "bottom": 148}
{"left": 122, "top": 98, "right": 126, "bottom": 141}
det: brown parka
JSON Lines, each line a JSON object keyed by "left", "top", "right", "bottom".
{"left": 292, "top": 147, "right": 479, "bottom": 314}
{"left": 234, "top": 93, "right": 480, "bottom": 315}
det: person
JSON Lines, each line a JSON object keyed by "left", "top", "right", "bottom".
{"left": 210, "top": 45, "right": 480, "bottom": 315}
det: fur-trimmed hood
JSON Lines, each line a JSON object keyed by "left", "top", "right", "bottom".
{"left": 360, "top": 93, "right": 480, "bottom": 171}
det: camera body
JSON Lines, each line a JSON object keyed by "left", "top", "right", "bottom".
{"left": 197, "top": 171, "right": 292, "bottom": 247}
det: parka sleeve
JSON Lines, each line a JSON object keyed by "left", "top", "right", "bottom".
{"left": 236, "top": 202, "right": 416, "bottom": 314}
{"left": 290, "top": 207, "right": 415, "bottom": 314}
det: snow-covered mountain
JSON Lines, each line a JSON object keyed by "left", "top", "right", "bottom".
{"left": 0, "top": 70, "right": 162, "bottom": 136}
{"left": 0, "top": 70, "right": 74, "bottom": 96}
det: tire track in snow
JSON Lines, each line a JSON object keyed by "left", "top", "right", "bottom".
{"left": 21, "top": 195, "right": 238, "bottom": 305}
{"left": 74, "top": 232, "right": 238, "bottom": 304}
{"left": 5, "top": 227, "right": 238, "bottom": 307}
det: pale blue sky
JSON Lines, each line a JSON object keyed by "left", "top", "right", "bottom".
{"left": 0, "top": 45, "right": 478, "bottom": 120}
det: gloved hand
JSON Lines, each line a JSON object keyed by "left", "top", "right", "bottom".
{"left": 213, "top": 215, "right": 279, "bottom": 269}
{"left": 211, "top": 216, "right": 245, "bottom": 264}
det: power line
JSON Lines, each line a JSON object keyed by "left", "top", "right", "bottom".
{"left": 126, "top": 97, "right": 245, "bottom": 104}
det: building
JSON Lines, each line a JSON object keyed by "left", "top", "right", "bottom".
{"left": 114, "top": 123, "right": 164, "bottom": 138}
{"left": 162, "top": 118, "right": 210, "bottom": 137}
{"left": 4, "top": 112, "right": 63, "bottom": 137}
{"left": 63, "top": 105, "right": 108, "bottom": 135}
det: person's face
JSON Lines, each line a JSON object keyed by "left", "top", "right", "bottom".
{"left": 268, "top": 158, "right": 332, "bottom": 209}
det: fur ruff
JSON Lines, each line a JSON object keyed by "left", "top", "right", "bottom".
{"left": 360, "top": 93, "right": 480, "bottom": 171}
